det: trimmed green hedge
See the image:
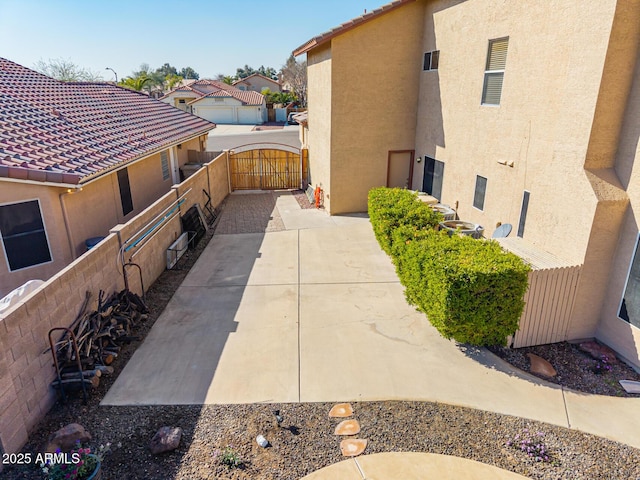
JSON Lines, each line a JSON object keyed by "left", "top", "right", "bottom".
{"left": 368, "top": 188, "right": 530, "bottom": 346}
{"left": 367, "top": 187, "right": 443, "bottom": 256}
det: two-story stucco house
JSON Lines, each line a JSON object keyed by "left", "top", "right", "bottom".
{"left": 233, "top": 73, "right": 282, "bottom": 93}
{"left": 294, "top": 0, "right": 640, "bottom": 368}
{"left": 0, "top": 58, "right": 216, "bottom": 297}
{"left": 161, "top": 79, "right": 267, "bottom": 125}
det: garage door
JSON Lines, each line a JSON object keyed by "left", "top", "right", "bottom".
{"left": 237, "top": 107, "right": 257, "bottom": 124}
{"left": 197, "top": 107, "right": 234, "bottom": 124}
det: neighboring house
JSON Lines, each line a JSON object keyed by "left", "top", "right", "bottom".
{"left": 0, "top": 58, "right": 216, "bottom": 297}
{"left": 294, "top": 0, "right": 640, "bottom": 368}
{"left": 161, "top": 79, "right": 267, "bottom": 124}
{"left": 233, "top": 73, "right": 282, "bottom": 93}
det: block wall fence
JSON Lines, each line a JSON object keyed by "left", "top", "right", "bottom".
{"left": 0, "top": 153, "right": 230, "bottom": 459}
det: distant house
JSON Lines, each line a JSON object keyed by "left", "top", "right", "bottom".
{"left": 233, "top": 73, "right": 282, "bottom": 93}
{"left": 0, "top": 58, "right": 216, "bottom": 296}
{"left": 161, "top": 80, "right": 267, "bottom": 124}
{"left": 294, "top": 0, "right": 640, "bottom": 368}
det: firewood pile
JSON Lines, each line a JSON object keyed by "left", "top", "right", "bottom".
{"left": 50, "top": 289, "right": 149, "bottom": 392}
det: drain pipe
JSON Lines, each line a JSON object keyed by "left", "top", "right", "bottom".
{"left": 59, "top": 187, "right": 83, "bottom": 261}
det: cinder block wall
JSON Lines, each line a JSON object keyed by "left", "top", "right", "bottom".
{"left": 0, "top": 153, "right": 230, "bottom": 459}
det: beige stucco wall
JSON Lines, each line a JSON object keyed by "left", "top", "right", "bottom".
{"left": 328, "top": 1, "right": 425, "bottom": 214}
{"left": 235, "top": 76, "right": 281, "bottom": 93}
{"left": 307, "top": 44, "right": 333, "bottom": 211}
{"left": 177, "top": 137, "right": 202, "bottom": 167}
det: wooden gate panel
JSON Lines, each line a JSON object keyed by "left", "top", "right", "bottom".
{"left": 230, "top": 149, "right": 301, "bottom": 190}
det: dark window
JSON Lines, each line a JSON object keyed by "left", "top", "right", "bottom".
{"left": 117, "top": 168, "right": 134, "bottom": 216}
{"left": 422, "top": 157, "right": 444, "bottom": 200}
{"left": 161, "top": 151, "right": 170, "bottom": 181}
{"left": 482, "top": 38, "right": 509, "bottom": 105}
{"left": 517, "top": 191, "right": 530, "bottom": 238}
{"left": 473, "top": 175, "right": 487, "bottom": 210}
{"left": 619, "top": 234, "right": 640, "bottom": 328}
{"left": 423, "top": 50, "right": 440, "bottom": 71}
{"left": 0, "top": 200, "right": 52, "bottom": 271}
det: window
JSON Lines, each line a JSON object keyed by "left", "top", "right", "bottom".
{"left": 178, "top": 99, "right": 186, "bottom": 104}
{"left": 423, "top": 50, "right": 440, "bottom": 71}
{"left": 0, "top": 200, "right": 52, "bottom": 271}
{"left": 117, "top": 168, "right": 134, "bottom": 216}
{"left": 161, "top": 151, "right": 170, "bottom": 181}
{"left": 422, "top": 157, "right": 444, "bottom": 200}
{"left": 482, "top": 37, "right": 508, "bottom": 105}
{"left": 517, "top": 191, "right": 530, "bottom": 238}
{"left": 473, "top": 175, "right": 487, "bottom": 210}
{"left": 619, "top": 234, "right": 640, "bottom": 328}
{"left": 214, "top": 98, "right": 224, "bottom": 102}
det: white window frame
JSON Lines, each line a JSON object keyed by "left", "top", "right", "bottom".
{"left": 481, "top": 37, "right": 509, "bottom": 106}
{"left": 618, "top": 232, "right": 640, "bottom": 327}
{"left": 0, "top": 198, "right": 54, "bottom": 272}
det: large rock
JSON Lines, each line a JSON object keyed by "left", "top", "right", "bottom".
{"left": 329, "top": 403, "right": 354, "bottom": 418}
{"left": 150, "top": 426, "right": 183, "bottom": 455}
{"left": 46, "top": 423, "right": 91, "bottom": 452}
{"left": 340, "top": 439, "right": 367, "bottom": 457}
{"left": 334, "top": 419, "right": 361, "bottom": 436}
{"left": 579, "top": 341, "right": 619, "bottom": 364}
{"left": 527, "top": 353, "right": 557, "bottom": 378}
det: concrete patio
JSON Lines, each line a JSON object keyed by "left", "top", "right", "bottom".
{"left": 102, "top": 191, "right": 640, "bottom": 451}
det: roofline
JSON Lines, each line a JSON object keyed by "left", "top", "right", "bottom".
{"left": 293, "top": 0, "right": 416, "bottom": 56}
{"left": 0, "top": 176, "right": 82, "bottom": 190}
{"left": 232, "top": 73, "right": 280, "bottom": 85}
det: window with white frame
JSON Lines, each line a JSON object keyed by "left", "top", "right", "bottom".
{"left": 619, "top": 234, "right": 640, "bottom": 328}
{"left": 161, "top": 151, "right": 170, "bottom": 181}
{"left": 473, "top": 175, "right": 487, "bottom": 210}
{"left": 423, "top": 50, "right": 440, "bottom": 71}
{"left": 0, "top": 199, "right": 52, "bottom": 271}
{"left": 482, "top": 37, "right": 509, "bottom": 105}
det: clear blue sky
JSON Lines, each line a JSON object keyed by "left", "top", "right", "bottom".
{"left": 0, "top": 0, "right": 374, "bottom": 80}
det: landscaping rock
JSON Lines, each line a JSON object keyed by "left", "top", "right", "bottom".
{"left": 329, "top": 403, "right": 354, "bottom": 418}
{"left": 150, "top": 426, "right": 183, "bottom": 454}
{"left": 527, "top": 353, "right": 557, "bottom": 378}
{"left": 334, "top": 419, "right": 360, "bottom": 436}
{"left": 579, "top": 341, "right": 619, "bottom": 364}
{"left": 340, "top": 438, "right": 367, "bottom": 457}
{"left": 45, "top": 423, "right": 91, "bottom": 452}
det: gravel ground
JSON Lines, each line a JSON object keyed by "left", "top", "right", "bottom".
{"left": 5, "top": 194, "right": 640, "bottom": 479}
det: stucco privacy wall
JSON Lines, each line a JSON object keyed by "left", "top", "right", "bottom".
{"left": 330, "top": 1, "right": 425, "bottom": 214}
{"left": 0, "top": 153, "right": 230, "bottom": 458}
{"left": 307, "top": 44, "right": 333, "bottom": 212}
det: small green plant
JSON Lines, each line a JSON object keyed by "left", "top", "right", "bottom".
{"left": 215, "top": 446, "right": 243, "bottom": 469}
{"left": 506, "top": 429, "right": 553, "bottom": 463}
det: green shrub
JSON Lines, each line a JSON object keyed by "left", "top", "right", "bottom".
{"left": 368, "top": 187, "right": 530, "bottom": 346}
{"left": 368, "top": 188, "right": 442, "bottom": 255}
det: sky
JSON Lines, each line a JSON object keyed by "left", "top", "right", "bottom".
{"left": 0, "top": 0, "right": 374, "bottom": 80}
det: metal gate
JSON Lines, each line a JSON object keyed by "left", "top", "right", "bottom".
{"left": 229, "top": 148, "right": 303, "bottom": 190}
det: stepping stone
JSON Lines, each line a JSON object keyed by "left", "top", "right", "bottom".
{"left": 619, "top": 380, "right": 640, "bottom": 394}
{"left": 340, "top": 439, "right": 367, "bottom": 457}
{"left": 579, "top": 341, "right": 619, "bottom": 364}
{"left": 527, "top": 353, "right": 557, "bottom": 378}
{"left": 334, "top": 419, "right": 360, "bottom": 436}
{"left": 329, "top": 403, "right": 354, "bottom": 418}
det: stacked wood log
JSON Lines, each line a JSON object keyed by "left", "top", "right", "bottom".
{"left": 50, "top": 289, "right": 148, "bottom": 391}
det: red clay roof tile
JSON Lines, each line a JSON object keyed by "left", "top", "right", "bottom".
{"left": 0, "top": 58, "right": 216, "bottom": 185}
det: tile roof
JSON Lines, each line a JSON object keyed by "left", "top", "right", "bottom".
{"left": 232, "top": 73, "right": 280, "bottom": 87}
{"left": 0, "top": 58, "right": 216, "bottom": 186}
{"left": 293, "top": 0, "right": 415, "bottom": 56}
{"left": 162, "top": 79, "right": 264, "bottom": 106}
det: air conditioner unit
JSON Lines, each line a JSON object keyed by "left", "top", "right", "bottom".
{"left": 431, "top": 203, "right": 456, "bottom": 221}
{"left": 439, "top": 220, "right": 484, "bottom": 239}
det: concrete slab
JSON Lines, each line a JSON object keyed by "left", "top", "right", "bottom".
{"left": 563, "top": 390, "right": 640, "bottom": 449}
{"left": 301, "top": 458, "right": 362, "bottom": 480}
{"left": 356, "top": 453, "right": 530, "bottom": 480}
{"left": 182, "top": 230, "right": 297, "bottom": 287}
{"left": 299, "top": 224, "right": 398, "bottom": 284}
{"left": 299, "top": 282, "right": 569, "bottom": 427}
{"left": 102, "top": 284, "right": 298, "bottom": 405}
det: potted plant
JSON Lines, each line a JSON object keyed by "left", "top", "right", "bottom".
{"left": 41, "top": 442, "right": 111, "bottom": 480}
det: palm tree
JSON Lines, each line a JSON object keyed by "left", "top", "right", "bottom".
{"left": 119, "top": 75, "right": 152, "bottom": 91}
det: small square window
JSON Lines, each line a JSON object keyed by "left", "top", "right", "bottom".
{"left": 423, "top": 50, "right": 440, "bottom": 71}
{"left": 473, "top": 175, "right": 487, "bottom": 210}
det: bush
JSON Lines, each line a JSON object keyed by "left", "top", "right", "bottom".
{"left": 368, "top": 187, "right": 530, "bottom": 346}
{"left": 368, "top": 188, "right": 442, "bottom": 255}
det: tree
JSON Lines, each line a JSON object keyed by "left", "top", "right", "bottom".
{"left": 280, "top": 55, "right": 307, "bottom": 106}
{"left": 156, "top": 63, "right": 178, "bottom": 77}
{"left": 118, "top": 76, "right": 152, "bottom": 92}
{"left": 235, "top": 64, "right": 256, "bottom": 79}
{"left": 215, "top": 74, "right": 235, "bottom": 85}
{"left": 179, "top": 66, "right": 199, "bottom": 80}
{"left": 33, "top": 58, "right": 103, "bottom": 82}
{"left": 165, "top": 73, "right": 184, "bottom": 90}
{"left": 257, "top": 65, "right": 278, "bottom": 80}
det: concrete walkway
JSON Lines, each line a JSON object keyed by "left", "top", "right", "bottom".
{"left": 103, "top": 192, "right": 640, "bottom": 457}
